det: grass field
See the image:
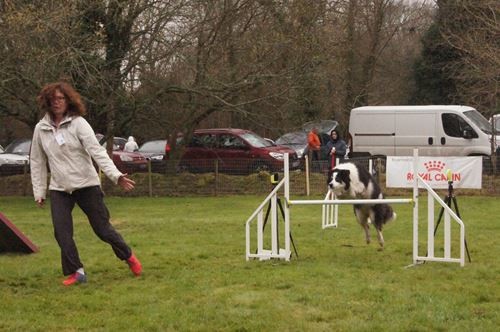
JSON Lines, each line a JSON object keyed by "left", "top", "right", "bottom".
{"left": 0, "top": 195, "right": 499, "bottom": 331}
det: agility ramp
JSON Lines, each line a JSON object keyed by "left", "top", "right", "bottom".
{"left": 0, "top": 212, "right": 39, "bottom": 254}
{"left": 245, "top": 150, "right": 466, "bottom": 266}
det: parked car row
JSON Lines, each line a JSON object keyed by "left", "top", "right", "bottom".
{"left": 0, "top": 135, "right": 149, "bottom": 176}
{"left": 1, "top": 128, "right": 300, "bottom": 176}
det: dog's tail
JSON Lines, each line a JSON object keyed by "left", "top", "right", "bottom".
{"left": 390, "top": 212, "right": 397, "bottom": 222}
{"left": 374, "top": 204, "right": 396, "bottom": 225}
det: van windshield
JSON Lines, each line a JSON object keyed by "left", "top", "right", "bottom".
{"left": 464, "top": 110, "right": 499, "bottom": 135}
{"left": 241, "top": 132, "right": 273, "bottom": 148}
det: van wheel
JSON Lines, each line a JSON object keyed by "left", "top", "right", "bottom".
{"left": 250, "top": 161, "right": 271, "bottom": 174}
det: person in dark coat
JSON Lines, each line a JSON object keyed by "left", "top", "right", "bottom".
{"left": 325, "top": 129, "right": 347, "bottom": 169}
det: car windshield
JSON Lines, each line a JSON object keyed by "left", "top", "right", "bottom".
{"left": 4, "top": 140, "right": 31, "bottom": 155}
{"left": 101, "top": 137, "right": 126, "bottom": 151}
{"left": 276, "top": 132, "right": 307, "bottom": 145}
{"left": 464, "top": 110, "right": 499, "bottom": 135}
{"left": 139, "top": 141, "right": 166, "bottom": 153}
{"left": 240, "top": 132, "right": 273, "bottom": 148}
{"left": 302, "top": 120, "right": 338, "bottom": 134}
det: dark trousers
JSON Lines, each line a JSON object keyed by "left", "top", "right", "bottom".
{"left": 309, "top": 149, "right": 320, "bottom": 161}
{"left": 308, "top": 149, "right": 321, "bottom": 172}
{"left": 50, "top": 186, "right": 132, "bottom": 275}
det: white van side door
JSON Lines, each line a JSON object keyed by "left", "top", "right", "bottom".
{"left": 395, "top": 112, "right": 437, "bottom": 156}
{"left": 351, "top": 111, "right": 395, "bottom": 156}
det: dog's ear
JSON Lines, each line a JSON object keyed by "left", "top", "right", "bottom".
{"left": 340, "top": 169, "right": 350, "bottom": 178}
{"left": 339, "top": 169, "right": 351, "bottom": 189}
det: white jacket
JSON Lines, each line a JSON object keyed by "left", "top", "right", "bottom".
{"left": 124, "top": 136, "right": 138, "bottom": 152}
{"left": 30, "top": 114, "right": 123, "bottom": 201}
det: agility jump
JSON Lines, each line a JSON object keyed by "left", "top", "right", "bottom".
{"left": 245, "top": 149, "right": 466, "bottom": 266}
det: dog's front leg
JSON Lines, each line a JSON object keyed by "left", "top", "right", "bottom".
{"left": 355, "top": 207, "right": 371, "bottom": 245}
{"left": 363, "top": 223, "right": 371, "bottom": 244}
{"left": 376, "top": 228, "right": 384, "bottom": 248}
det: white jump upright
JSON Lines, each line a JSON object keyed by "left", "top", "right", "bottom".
{"left": 244, "top": 156, "right": 291, "bottom": 261}
{"left": 322, "top": 190, "right": 338, "bottom": 229}
{"left": 245, "top": 150, "right": 466, "bottom": 266}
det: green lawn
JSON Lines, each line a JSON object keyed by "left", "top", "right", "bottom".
{"left": 0, "top": 195, "right": 499, "bottom": 331}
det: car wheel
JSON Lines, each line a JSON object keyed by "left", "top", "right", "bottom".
{"left": 250, "top": 161, "right": 271, "bottom": 173}
{"left": 176, "top": 162, "right": 191, "bottom": 173}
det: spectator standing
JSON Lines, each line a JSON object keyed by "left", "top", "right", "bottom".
{"left": 307, "top": 127, "right": 321, "bottom": 161}
{"left": 124, "top": 136, "right": 139, "bottom": 152}
{"left": 326, "top": 129, "right": 347, "bottom": 169}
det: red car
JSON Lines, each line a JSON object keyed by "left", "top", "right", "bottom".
{"left": 179, "top": 128, "right": 300, "bottom": 174}
{"left": 96, "top": 135, "right": 148, "bottom": 174}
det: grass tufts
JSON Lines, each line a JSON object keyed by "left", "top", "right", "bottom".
{"left": 0, "top": 195, "right": 499, "bottom": 330}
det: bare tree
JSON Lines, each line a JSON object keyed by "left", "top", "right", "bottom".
{"left": 0, "top": 0, "right": 439, "bottom": 150}
{"left": 0, "top": 1, "right": 77, "bottom": 129}
{"left": 0, "top": 1, "right": 186, "bottom": 148}
{"left": 438, "top": 0, "right": 499, "bottom": 116}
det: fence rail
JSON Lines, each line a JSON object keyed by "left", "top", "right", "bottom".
{"left": 1, "top": 157, "right": 499, "bottom": 196}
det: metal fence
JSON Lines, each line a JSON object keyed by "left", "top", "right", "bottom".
{"left": 1, "top": 156, "right": 499, "bottom": 197}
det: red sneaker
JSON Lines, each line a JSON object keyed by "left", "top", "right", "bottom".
{"left": 62, "top": 272, "right": 87, "bottom": 286}
{"left": 127, "top": 253, "right": 142, "bottom": 276}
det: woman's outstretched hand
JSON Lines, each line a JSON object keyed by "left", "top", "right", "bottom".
{"left": 118, "top": 174, "right": 135, "bottom": 192}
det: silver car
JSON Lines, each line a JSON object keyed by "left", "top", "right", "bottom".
{"left": 275, "top": 131, "right": 308, "bottom": 159}
{"left": 0, "top": 138, "right": 31, "bottom": 176}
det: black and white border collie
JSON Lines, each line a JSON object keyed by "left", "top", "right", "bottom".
{"left": 327, "top": 163, "right": 396, "bottom": 248}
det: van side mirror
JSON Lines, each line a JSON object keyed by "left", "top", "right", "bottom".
{"left": 462, "top": 128, "right": 474, "bottom": 139}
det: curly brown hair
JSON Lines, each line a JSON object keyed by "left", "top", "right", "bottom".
{"left": 37, "top": 82, "right": 86, "bottom": 118}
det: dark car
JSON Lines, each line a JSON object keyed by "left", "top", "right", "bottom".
{"left": 137, "top": 139, "right": 171, "bottom": 173}
{"left": 275, "top": 131, "right": 308, "bottom": 159}
{"left": 96, "top": 134, "right": 148, "bottom": 174}
{"left": 179, "top": 128, "right": 300, "bottom": 174}
{"left": 0, "top": 138, "right": 31, "bottom": 176}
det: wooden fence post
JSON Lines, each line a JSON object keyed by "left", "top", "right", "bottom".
{"left": 214, "top": 160, "right": 219, "bottom": 196}
{"left": 22, "top": 160, "right": 28, "bottom": 196}
{"left": 148, "top": 159, "right": 152, "bottom": 197}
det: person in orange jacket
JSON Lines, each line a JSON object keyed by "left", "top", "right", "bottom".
{"left": 307, "top": 127, "right": 321, "bottom": 161}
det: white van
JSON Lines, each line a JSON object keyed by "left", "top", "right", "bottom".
{"left": 348, "top": 105, "right": 495, "bottom": 157}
